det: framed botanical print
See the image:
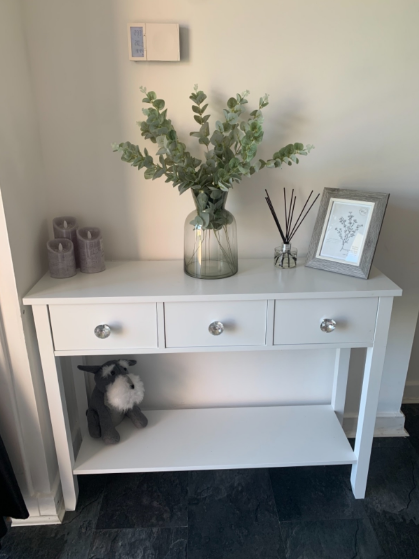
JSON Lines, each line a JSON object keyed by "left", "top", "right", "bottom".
{"left": 305, "top": 188, "right": 389, "bottom": 279}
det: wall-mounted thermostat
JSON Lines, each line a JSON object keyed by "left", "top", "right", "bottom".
{"left": 128, "top": 23, "right": 180, "bottom": 62}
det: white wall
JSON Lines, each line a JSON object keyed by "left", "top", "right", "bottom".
{"left": 21, "top": 1, "right": 419, "bottom": 423}
{"left": 0, "top": 0, "right": 59, "bottom": 521}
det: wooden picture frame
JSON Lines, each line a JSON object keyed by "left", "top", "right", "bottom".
{"left": 305, "top": 188, "right": 389, "bottom": 279}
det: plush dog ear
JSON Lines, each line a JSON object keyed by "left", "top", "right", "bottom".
{"left": 77, "top": 365, "right": 101, "bottom": 374}
{"left": 118, "top": 359, "right": 137, "bottom": 367}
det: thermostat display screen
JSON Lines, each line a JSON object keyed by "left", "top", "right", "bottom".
{"left": 130, "top": 27, "right": 145, "bottom": 58}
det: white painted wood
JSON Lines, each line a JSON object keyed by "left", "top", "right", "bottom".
{"left": 274, "top": 298, "right": 378, "bottom": 345}
{"left": 49, "top": 303, "right": 157, "bottom": 351}
{"left": 266, "top": 300, "right": 275, "bottom": 346}
{"left": 53, "top": 340, "right": 373, "bottom": 357}
{"left": 332, "top": 348, "right": 351, "bottom": 425}
{"left": 23, "top": 260, "right": 402, "bottom": 306}
{"left": 343, "top": 410, "right": 407, "bottom": 438}
{"left": 156, "top": 302, "right": 165, "bottom": 349}
{"left": 164, "top": 300, "right": 267, "bottom": 348}
{"left": 32, "top": 305, "right": 78, "bottom": 511}
{"left": 74, "top": 405, "right": 355, "bottom": 474}
{"left": 24, "top": 260, "right": 402, "bottom": 507}
{"left": 351, "top": 297, "right": 394, "bottom": 498}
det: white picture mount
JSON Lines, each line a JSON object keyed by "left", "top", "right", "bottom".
{"left": 128, "top": 23, "right": 180, "bottom": 62}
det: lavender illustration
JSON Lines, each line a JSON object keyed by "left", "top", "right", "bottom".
{"left": 335, "top": 211, "right": 363, "bottom": 251}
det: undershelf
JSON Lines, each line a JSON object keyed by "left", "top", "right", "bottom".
{"left": 73, "top": 404, "right": 356, "bottom": 474}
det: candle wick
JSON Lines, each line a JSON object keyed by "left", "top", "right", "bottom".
{"left": 87, "top": 231, "right": 92, "bottom": 239}
{"left": 58, "top": 243, "right": 63, "bottom": 252}
{"left": 63, "top": 220, "right": 68, "bottom": 229}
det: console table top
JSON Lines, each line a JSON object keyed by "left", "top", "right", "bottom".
{"left": 23, "top": 259, "right": 402, "bottom": 305}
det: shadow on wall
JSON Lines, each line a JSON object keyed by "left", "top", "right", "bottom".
{"left": 179, "top": 26, "right": 190, "bottom": 62}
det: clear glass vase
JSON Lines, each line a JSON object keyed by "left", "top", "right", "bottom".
{"left": 184, "top": 190, "right": 238, "bottom": 279}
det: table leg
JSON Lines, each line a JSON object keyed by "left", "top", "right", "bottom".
{"left": 350, "top": 297, "right": 393, "bottom": 499}
{"left": 32, "top": 305, "right": 78, "bottom": 511}
{"left": 70, "top": 356, "right": 89, "bottom": 439}
{"left": 331, "top": 348, "right": 351, "bottom": 425}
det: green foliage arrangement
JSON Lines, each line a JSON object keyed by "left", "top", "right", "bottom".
{"left": 112, "top": 85, "right": 313, "bottom": 229}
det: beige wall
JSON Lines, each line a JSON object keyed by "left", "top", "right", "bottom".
{"left": 20, "top": 0, "right": 419, "bottom": 417}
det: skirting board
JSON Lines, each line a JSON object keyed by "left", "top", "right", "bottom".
{"left": 12, "top": 510, "right": 64, "bottom": 527}
{"left": 12, "top": 477, "right": 65, "bottom": 527}
{"left": 343, "top": 410, "right": 407, "bottom": 438}
{"left": 403, "top": 381, "right": 419, "bottom": 403}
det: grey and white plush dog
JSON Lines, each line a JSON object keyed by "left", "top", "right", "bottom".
{"left": 78, "top": 359, "right": 148, "bottom": 445}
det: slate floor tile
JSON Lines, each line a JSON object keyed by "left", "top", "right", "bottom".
{"left": 269, "top": 465, "right": 365, "bottom": 522}
{"left": 279, "top": 519, "right": 384, "bottom": 559}
{"left": 0, "top": 526, "right": 67, "bottom": 559}
{"left": 402, "top": 404, "right": 419, "bottom": 437}
{"left": 0, "top": 475, "right": 107, "bottom": 559}
{"left": 407, "top": 435, "right": 419, "bottom": 455}
{"left": 96, "top": 472, "right": 188, "bottom": 530}
{"left": 364, "top": 440, "right": 419, "bottom": 523}
{"left": 348, "top": 436, "right": 409, "bottom": 451}
{"left": 365, "top": 511, "right": 419, "bottom": 559}
{"left": 188, "top": 469, "right": 285, "bottom": 559}
{"left": 402, "top": 404, "right": 419, "bottom": 455}
{"left": 88, "top": 527, "right": 187, "bottom": 559}
{"left": 362, "top": 438, "right": 419, "bottom": 558}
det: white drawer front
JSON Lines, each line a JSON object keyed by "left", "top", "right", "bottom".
{"left": 165, "top": 301, "right": 267, "bottom": 348}
{"left": 49, "top": 304, "right": 157, "bottom": 351}
{"left": 274, "top": 298, "right": 378, "bottom": 345}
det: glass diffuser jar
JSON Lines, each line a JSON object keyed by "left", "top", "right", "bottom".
{"left": 184, "top": 190, "right": 238, "bottom": 279}
{"left": 274, "top": 243, "right": 298, "bottom": 269}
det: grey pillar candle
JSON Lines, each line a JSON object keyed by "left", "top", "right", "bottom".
{"left": 53, "top": 216, "right": 80, "bottom": 268}
{"left": 47, "top": 239, "right": 76, "bottom": 279}
{"left": 77, "top": 227, "right": 105, "bottom": 273}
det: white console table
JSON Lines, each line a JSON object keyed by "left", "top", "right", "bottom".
{"left": 23, "top": 259, "right": 402, "bottom": 511}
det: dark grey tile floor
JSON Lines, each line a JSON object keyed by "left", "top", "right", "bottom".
{"left": 2, "top": 404, "right": 419, "bottom": 559}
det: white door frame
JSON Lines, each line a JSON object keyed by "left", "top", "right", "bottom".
{"left": 0, "top": 188, "right": 63, "bottom": 524}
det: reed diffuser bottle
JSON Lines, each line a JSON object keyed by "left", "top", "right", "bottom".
{"left": 265, "top": 188, "right": 319, "bottom": 269}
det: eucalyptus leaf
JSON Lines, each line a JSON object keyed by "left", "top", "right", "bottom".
{"left": 197, "top": 192, "right": 208, "bottom": 210}
{"left": 113, "top": 85, "right": 314, "bottom": 230}
{"left": 227, "top": 97, "right": 237, "bottom": 109}
{"left": 144, "top": 167, "right": 155, "bottom": 179}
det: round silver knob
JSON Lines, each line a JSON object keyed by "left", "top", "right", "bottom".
{"left": 208, "top": 321, "right": 224, "bottom": 336}
{"left": 94, "top": 324, "right": 111, "bottom": 339}
{"left": 320, "top": 319, "right": 336, "bottom": 333}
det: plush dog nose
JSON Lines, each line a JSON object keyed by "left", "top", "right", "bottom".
{"left": 131, "top": 385, "right": 134, "bottom": 389}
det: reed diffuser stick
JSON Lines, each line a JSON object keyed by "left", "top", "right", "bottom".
{"left": 289, "top": 191, "right": 313, "bottom": 239}
{"left": 265, "top": 188, "right": 319, "bottom": 244}
{"left": 288, "top": 193, "right": 320, "bottom": 240}
{"left": 265, "top": 190, "right": 286, "bottom": 243}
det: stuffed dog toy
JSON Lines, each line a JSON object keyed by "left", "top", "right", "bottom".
{"left": 78, "top": 359, "right": 148, "bottom": 445}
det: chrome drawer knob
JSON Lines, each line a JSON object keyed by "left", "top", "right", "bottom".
{"left": 94, "top": 324, "right": 111, "bottom": 339}
{"left": 320, "top": 319, "right": 336, "bottom": 333}
{"left": 208, "top": 321, "right": 224, "bottom": 336}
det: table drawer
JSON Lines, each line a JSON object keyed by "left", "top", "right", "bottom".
{"left": 49, "top": 303, "right": 157, "bottom": 351}
{"left": 274, "top": 298, "right": 378, "bottom": 345}
{"left": 164, "top": 301, "right": 267, "bottom": 348}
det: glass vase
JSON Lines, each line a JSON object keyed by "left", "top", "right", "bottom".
{"left": 274, "top": 243, "right": 298, "bottom": 269}
{"left": 184, "top": 190, "right": 238, "bottom": 279}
